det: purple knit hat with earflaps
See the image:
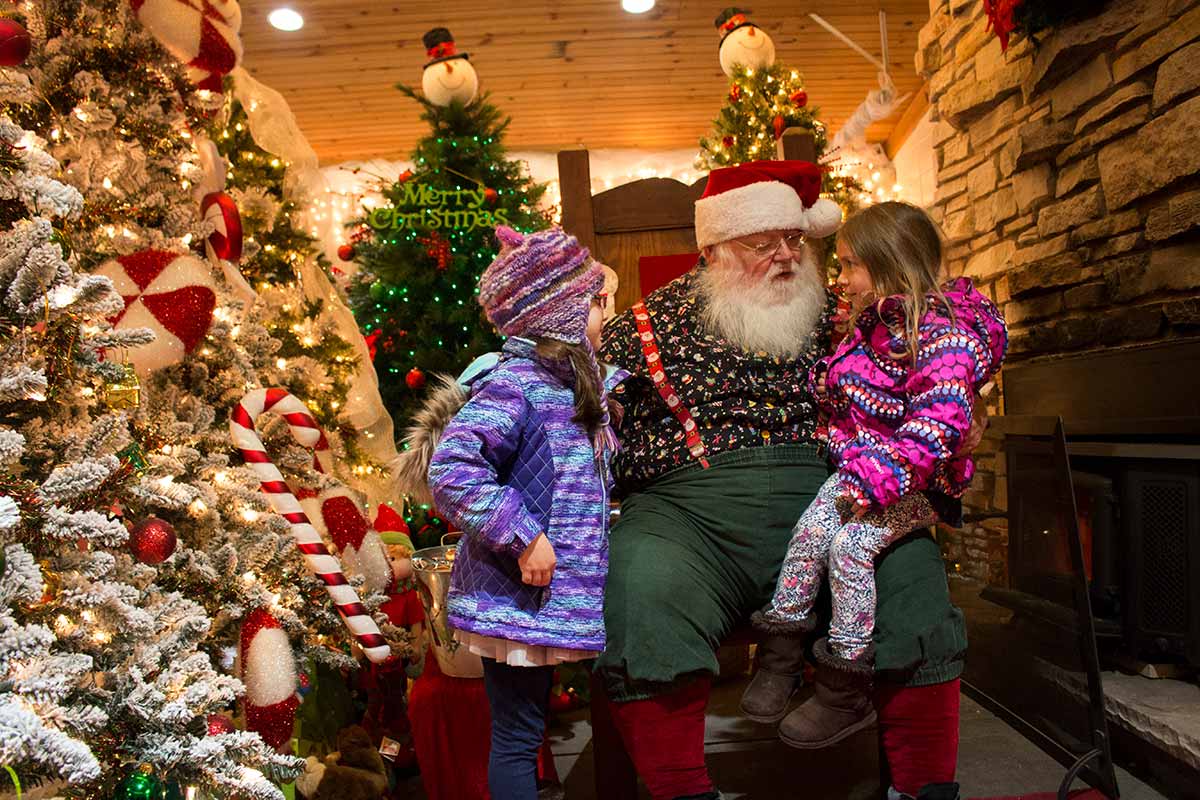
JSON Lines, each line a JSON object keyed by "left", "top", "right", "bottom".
{"left": 478, "top": 225, "right": 618, "bottom": 459}
{"left": 478, "top": 226, "right": 603, "bottom": 344}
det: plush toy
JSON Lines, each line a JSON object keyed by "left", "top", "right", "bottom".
{"left": 296, "top": 725, "right": 389, "bottom": 800}
{"left": 296, "top": 486, "right": 393, "bottom": 596}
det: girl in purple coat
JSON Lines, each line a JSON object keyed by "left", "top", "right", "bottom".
{"left": 755, "top": 202, "right": 1008, "bottom": 749}
{"left": 427, "top": 225, "right": 614, "bottom": 800}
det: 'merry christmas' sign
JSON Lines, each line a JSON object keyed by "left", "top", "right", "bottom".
{"left": 367, "top": 182, "right": 509, "bottom": 232}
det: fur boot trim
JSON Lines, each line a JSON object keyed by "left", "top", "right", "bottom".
{"left": 751, "top": 608, "right": 818, "bottom": 637}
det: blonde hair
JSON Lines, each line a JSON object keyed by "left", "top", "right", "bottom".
{"left": 839, "top": 202, "right": 950, "bottom": 361}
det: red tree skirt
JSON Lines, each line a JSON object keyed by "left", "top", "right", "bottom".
{"left": 408, "top": 648, "right": 559, "bottom": 799}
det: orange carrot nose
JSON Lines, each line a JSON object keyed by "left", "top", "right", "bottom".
{"left": 748, "top": 26, "right": 756, "bottom": 36}
{"left": 445, "top": 61, "right": 455, "bottom": 74}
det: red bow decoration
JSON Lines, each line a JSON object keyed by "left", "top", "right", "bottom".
{"left": 983, "top": 0, "right": 1021, "bottom": 52}
{"left": 719, "top": 13, "right": 747, "bottom": 34}
{"left": 200, "top": 191, "right": 242, "bottom": 262}
{"left": 427, "top": 41, "right": 458, "bottom": 59}
{"left": 364, "top": 330, "right": 381, "bottom": 361}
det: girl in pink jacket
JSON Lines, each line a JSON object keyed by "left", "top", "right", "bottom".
{"left": 755, "top": 202, "right": 1008, "bottom": 749}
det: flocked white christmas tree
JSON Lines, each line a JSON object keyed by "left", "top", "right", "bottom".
{"left": 1, "top": 2, "right": 408, "bottom": 797}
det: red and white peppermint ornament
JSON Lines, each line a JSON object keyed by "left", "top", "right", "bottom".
{"left": 240, "top": 607, "right": 299, "bottom": 750}
{"left": 128, "top": 0, "right": 243, "bottom": 90}
{"left": 229, "top": 388, "right": 391, "bottom": 664}
{"left": 96, "top": 249, "right": 217, "bottom": 375}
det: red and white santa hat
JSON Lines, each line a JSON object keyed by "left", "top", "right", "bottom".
{"left": 694, "top": 160, "right": 842, "bottom": 249}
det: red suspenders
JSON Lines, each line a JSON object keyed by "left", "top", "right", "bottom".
{"left": 631, "top": 301, "right": 710, "bottom": 470}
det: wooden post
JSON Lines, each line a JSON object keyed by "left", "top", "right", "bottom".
{"left": 556, "top": 149, "right": 597, "bottom": 254}
{"left": 775, "top": 129, "right": 817, "bottom": 162}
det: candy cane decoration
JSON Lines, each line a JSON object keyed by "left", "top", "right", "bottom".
{"left": 230, "top": 387, "right": 391, "bottom": 663}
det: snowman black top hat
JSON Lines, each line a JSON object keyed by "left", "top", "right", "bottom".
{"left": 423, "top": 27, "right": 470, "bottom": 68}
{"left": 714, "top": 7, "right": 757, "bottom": 43}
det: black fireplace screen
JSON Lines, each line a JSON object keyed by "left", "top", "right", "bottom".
{"left": 950, "top": 419, "right": 1120, "bottom": 798}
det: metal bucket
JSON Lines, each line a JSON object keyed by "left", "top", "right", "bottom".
{"left": 411, "top": 536, "right": 483, "bottom": 678}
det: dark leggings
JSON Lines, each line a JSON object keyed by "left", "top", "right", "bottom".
{"left": 481, "top": 657, "right": 554, "bottom": 800}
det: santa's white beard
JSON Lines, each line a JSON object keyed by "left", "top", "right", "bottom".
{"left": 698, "top": 251, "right": 827, "bottom": 359}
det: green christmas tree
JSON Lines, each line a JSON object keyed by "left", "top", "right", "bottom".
{"left": 347, "top": 87, "right": 551, "bottom": 542}
{"left": 697, "top": 62, "right": 825, "bottom": 170}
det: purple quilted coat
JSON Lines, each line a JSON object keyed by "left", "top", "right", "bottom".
{"left": 428, "top": 337, "right": 612, "bottom": 651}
{"left": 816, "top": 277, "right": 1008, "bottom": 511}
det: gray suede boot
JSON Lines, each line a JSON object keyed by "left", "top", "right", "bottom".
{"left": 778, "top": 637, "right": 876, "bottom": 749}
{"left": 738, "top": 611, "right": 815, "bottom": 723}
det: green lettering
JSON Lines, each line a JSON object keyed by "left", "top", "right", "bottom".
{"left": 400, "top": 182, "right": 423, "bottom": 206}
{"left": 494, "top": 208, "right": 510, "bottom": 225}
{"left": 367, "top": 207, "right": 394, "bottom": 230}
{"left": 467, "top": 188, "right": 485, "bottom": 208}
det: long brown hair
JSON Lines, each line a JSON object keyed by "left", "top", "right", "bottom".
{"left": 535, "top": 339, "right": 606, "bottom": 435}
{"left": 839, "top": 201, "right": 950, "bottom": 361}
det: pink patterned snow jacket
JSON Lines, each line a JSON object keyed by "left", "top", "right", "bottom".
{"left": 813, "top": 276, "right": 1008, "bottom": 512}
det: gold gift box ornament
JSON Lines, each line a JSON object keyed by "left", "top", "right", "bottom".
{"left": 103, "top": 363, "right": 141, "bottom": 410}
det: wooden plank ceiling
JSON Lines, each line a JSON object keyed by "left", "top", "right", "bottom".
{"left": 239, "top": 1, "right": 931, "bottom": 165}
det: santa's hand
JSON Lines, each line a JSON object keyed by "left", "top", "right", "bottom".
{"left": 518, "top": 533, "right": 556, "bottom": 586}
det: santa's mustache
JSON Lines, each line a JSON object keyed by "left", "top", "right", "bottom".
{"left": 698, "top": 254, "right": 827, "bottom": 359}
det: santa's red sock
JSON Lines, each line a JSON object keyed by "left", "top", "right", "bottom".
{"left": 876, "top": 678, "right": 961, "bottom": 796}
{"left": 607, "top": 677, "right": 714, "bottom": 800}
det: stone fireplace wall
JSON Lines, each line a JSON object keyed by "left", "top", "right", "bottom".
{"left": 915, "top": 0, "right": 1200, "bottom": 583}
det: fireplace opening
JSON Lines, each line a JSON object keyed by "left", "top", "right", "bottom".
{"left": 1004, "top": 439, "right": 1200, "bottom": 669}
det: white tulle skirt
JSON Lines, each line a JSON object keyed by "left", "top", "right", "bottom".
{"left": 455, "top": 631, "right": 600, "bottom": 668}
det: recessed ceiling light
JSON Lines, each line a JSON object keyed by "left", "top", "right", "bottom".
{"left": 621, "top": 0, "right": 655, "bottom": 13}
{"left": 268, "top": 8, "right": 304, "bottom": 31}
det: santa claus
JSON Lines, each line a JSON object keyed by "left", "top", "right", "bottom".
{"left": 596, "top": 160, "right": 966, "bottom": 800}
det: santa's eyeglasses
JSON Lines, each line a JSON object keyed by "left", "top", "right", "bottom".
{"left": 734, "top": 232, "right": 807, "bottom": 259}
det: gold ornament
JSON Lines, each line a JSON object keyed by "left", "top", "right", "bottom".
{"left": 32, "top": 560, "right": 61, "bottom": 606}
{"left": 103, "top": 363, "right": 141, "bottom": 409}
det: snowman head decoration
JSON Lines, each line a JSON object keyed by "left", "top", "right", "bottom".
{"left": 421, "top": 27, "right": 479, "bottom": 107}
{"left": 715, "top": 8, "right": 776, "bottom": 78}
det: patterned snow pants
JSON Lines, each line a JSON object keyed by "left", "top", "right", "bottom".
{"left": 764, "top": 473, "right": 937, "bottom": 660}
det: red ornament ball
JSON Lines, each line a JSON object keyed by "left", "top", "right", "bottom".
{"left": 729, "top": 83, "right": 742, "bottom": 102}
{"left": 0, "top": 19, "right": 32, "bottom": 67}
{"left": 483, "top": 188, "right": 499, "bottom": 206}
{"left": 722, "top": 135, "right": 735, "bottom": 149}
{"left": 790, "top": 90, "right": 808, "bottom": 107}
{"left": 337, "top": 243, "right": 355, "bottom": 262}
{"left": 207, "top": 714, "right": 237, "bottom": 736}
{"left": 405, "top": 368, "right": 426, "bottom": 390}
{"left": 548, "top": 688, "right": 574, "bottom": 714}
{"left": 129, "top": 517, "right": 177, "bottom": 564}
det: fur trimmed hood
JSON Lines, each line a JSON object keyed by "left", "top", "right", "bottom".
{"left": 394, "top": 373, "right": 470, "bottom": 506}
